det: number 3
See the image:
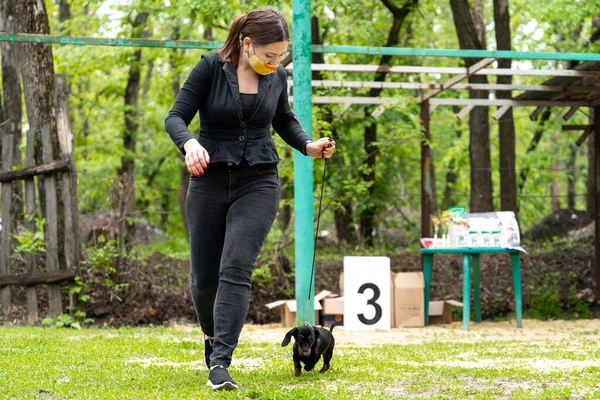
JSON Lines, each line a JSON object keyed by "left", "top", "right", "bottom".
{"left": 357, "top": 283, "right": 382, "bottom": 325}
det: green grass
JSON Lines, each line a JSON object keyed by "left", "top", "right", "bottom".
{"left": 1, "top": 321, "right": 599, "bottom": 399}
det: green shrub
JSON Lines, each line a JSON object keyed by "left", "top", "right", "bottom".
{"left": 529, "top": 272, "right": 563, "bottom": 320}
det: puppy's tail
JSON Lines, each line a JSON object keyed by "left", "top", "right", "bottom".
{"left": 329, "top": 322, "right": 340, "bottom": 333}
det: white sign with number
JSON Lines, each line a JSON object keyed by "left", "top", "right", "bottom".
{"left": 343, "top": 256, "right": 391, "bottom": 331}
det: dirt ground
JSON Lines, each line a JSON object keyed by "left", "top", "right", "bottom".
{"left": 236, "top": 319, "right": 600, "bottom": 346}
{"left": 4, "top": 241, "right": 598, "bottom": 327}
{"left": 3, "top": 207, "right": 598, "bottom": 327}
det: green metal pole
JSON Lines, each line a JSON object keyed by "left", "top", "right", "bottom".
{"left": 292, "top": 0, "right": 314, "bottom": 326}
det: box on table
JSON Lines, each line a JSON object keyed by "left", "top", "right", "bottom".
{"left": 428, "top": 300, "right": 463, "bottom": 325}
{"left": 265, "top": 290, "right": 331, "bottom": 327}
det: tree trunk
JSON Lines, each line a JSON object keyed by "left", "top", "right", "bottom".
{"left": 309, "top": 16, "right": 356, "bottom": 245}
{"left": 117, "top": 12, "right": 149, "bottom": 251}
{"left": 442, "top": 107, "right": 463, "bottom": 210}
{"left": 0, "top": 0, "right": 24, "bottom": 226}
{"left": 359, "top": 0, "right": 418, "bottom": 246}
{"left": 518, "top": 108, "right": 551, "bottom": 192}
{"left": 138, "top": 59, "right": 157, "bottom": 224}
{"left": 551, "top": 132, "right": 560, "bottom": 211}
{"left": 493, "top": 0, "right": 518, "bottom": 214}
{"left": 360, "top": 122, "right": 377, "bottom": 245}
{"left": 59, "top": 0, "right": 72, "bottom": 26}
{"left": 16, "top": 0, "right": 65, "bottom": 267}
{"left": 471, "top": 0, "right": 487, "bottom": 48}
{"left": 590, "top": 14, "right": 600, "bottom": 45}
{"left": 450, "top": 0, "right": 493, "bottom": 213}
{"left": 167, "top": 26, "right": 190, "bottom": 240}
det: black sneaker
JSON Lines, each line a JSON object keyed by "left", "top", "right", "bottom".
{"left": 207, "top": 365, "right": 238, "bottom": 391}
{"left": 204, "top": 336, "right": 214, "bottom": 369}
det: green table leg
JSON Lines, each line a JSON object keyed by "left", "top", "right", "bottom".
{"left": 510, "top": 252, "right": 523, "bottom": 328}
{"left": 423, "top": 254, "right": 433, "bottom": 326}
{"left": 472, "top": 254, "right": 481, "bottom": 323}
{"left": 462, "top": 254, "right": 471, "bottom": 331}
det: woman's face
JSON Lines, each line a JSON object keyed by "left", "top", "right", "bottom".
{"left": 243, "top": 38, "right": 289, "bottom": 66}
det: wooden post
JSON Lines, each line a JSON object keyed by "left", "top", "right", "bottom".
{"left": 1, "top": 135, "right": 14, "bottom": 317}
{"left": 594, "top": 105, "right": 600, "bottom": 300}
{"left": 567, "top": 143, "right": 577, "bottom": 211}
{"left": 55, "top": 74, "right": 80, "bottom": 317}
{"left": 588, "top": 108, "right": 596, "bottom": 220}
{"left": 41, "top": 124, "right": 62, "bottom": 318}
{"left": 54, "top": 74, "right": 80, "bottom": 276}
{"left": 24, "top": 129, "right": 39, "bottom": 323}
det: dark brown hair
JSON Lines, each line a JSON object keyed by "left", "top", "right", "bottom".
{"left": 219, "top": 7, "right": 290, "bottom": 68}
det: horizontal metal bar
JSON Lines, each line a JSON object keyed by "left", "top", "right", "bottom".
{"left": 0, "top": 32, "right": 222, "bottom": 49}
{"left": 290, "top": 79, "right": 600, "bottom": 93}
{"left": 4, "top": 34, "right": 600, "bottom": 62}
{"left": 291, "top": 96, "right": 591, "bottom": 107}
{"left": 287, "top": 63, "right": 600, "bottom": 77}
{"left": 315, "top": 45, "right": 600, "bottom": 62}
{"left": 430, "top": 98, "right": 590, "bottom": 107}
{"left": 289, "top": 96, "right": 388, "bottom": 105}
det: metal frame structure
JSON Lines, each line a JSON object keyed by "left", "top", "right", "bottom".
{"left": 290, "top": 60, "right": 600, "bottom": 308}
{"left": 3, "top": 16, "right": 600, "bottom": 324}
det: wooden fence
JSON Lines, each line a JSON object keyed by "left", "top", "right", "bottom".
{"left": 0, "top": 74, "right": 80, "bottom": 322}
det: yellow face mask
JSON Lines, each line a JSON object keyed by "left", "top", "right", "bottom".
{"left": 247, "top": 45, "right": 278, "bottom": 75}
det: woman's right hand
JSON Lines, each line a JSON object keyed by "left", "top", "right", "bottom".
{"left": 183, "top": 139, "right": 210, "bottom": 176}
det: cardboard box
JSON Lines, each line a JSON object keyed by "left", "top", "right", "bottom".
{"left": 322, "top": 296, "right": 344, "bottom": 315}
{"left": 393, "top": 272, "right": 425, "bottom": 327}
{"left": 390, "top": 272, "right": 396, "bottom": 328}
{"left": 340, "top": 271, "right": 396, "bottom": 328}
{"left": 265, "top": 290, "right": 331, "bottom": 327}
{"left": 428, "top": 300, "right": 463, "bottom": 325}
{"left": 320, "top": 296, "right": 344, "bottom": 327}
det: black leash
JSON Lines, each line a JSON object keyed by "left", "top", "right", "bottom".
{"left": 303, "top": 136, "right": 338, "bottom": 325}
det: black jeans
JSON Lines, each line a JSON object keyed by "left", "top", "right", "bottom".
{"left": 186, "top": 161, "right": 279, "bottom": 368}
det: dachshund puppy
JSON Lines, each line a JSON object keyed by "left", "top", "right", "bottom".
{"left": 281, "top": 324, "right": 337, "bottom": 377}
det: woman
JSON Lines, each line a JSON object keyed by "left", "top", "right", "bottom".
{"left": 165, "top": 7, "right": 336, "bottom": 391}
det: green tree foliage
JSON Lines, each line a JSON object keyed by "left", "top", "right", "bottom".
{"left": 34, "top": 0, "right": 600, "bottom": 253}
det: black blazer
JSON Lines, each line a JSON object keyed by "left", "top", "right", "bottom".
{"left": 165, "top": 52, "right": 311, "bottom": 165}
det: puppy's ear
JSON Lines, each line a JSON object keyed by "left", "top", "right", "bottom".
{"left": 313, "top": 327, "right": 320, "bottom": 340}
{"left": 281, "top": 327, "right": 297, "bottom": 347}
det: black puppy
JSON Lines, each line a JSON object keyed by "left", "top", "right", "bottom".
{"left": 281, "top": 324, "right": 337, "bottom": 377}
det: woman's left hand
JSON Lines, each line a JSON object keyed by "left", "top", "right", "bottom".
{"left": 306, "top": 137, "right": 336, "bottom": 159}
